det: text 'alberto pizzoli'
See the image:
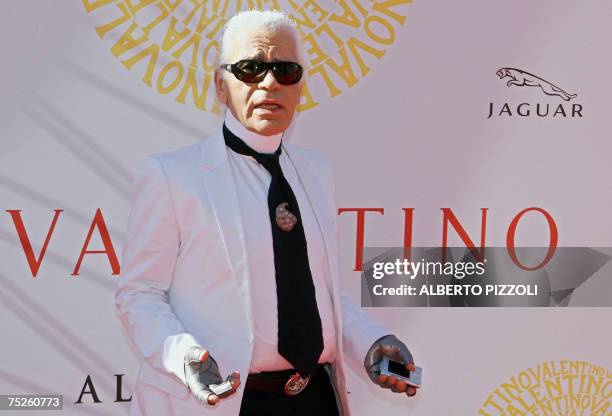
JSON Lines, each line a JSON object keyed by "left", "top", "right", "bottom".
{"left": 370, "top": 259, "right": 539, "bottom": 297}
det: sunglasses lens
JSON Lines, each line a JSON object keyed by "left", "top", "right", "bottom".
{"left": 234, "top": 60, "right": 267, "bottom": 82}
{"left": 273, "top": 62, "right": 302, "bottom": 85}
{"left": 230, "top": 60, "right": 303, "bottom": 85}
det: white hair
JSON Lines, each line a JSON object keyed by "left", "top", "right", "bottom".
{"left": 220, "top": 10, "right": 306, "bottom": 67}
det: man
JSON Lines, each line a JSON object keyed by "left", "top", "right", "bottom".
{"left": 115, "top": 9, "right": 417, "bottom": 416}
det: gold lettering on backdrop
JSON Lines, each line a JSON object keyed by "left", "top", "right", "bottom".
{"left": 479, "top": 361, "right": 612, "bottom": 416}
{"left": 121, "top": 44, "right": 160, "bottom": 86}
{"left": 176, "top": 68, "right": 212, "bottom": 110}
{"left": 82, "top": 0, "right": 115, "bottom": 13}
{"left": 156, "top": 60, "right": 184, "bottom": 94}
{"left": 161, "top": 17, "right": 191, "bottom": 52}
{"left": 94, "top": 2, "right": 131, "bottom": 39}
{"left": 82, "top": 0, "right": 411, "bottom": 112}
{"left": 302, "top": 33, "right": 329, "bottom": 66}
{"left": 141, "top": 2, "right": 169, "bottom": 34}
{"left": 325, "top": 46, "right": 358, "bottom": 88}
{"left": 110, "top": 22, "right": 148, "bottom": 58}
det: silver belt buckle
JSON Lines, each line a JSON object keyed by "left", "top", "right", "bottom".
{"left": 283, "top": 372, "right": 310, "bottom": 396}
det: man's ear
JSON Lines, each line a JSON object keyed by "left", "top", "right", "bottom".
{"left": 214, "top": 69, "right": 227, "bottom": 105}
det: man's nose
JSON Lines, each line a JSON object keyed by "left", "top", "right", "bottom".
{"left": 258, "top": 68, "right": 280, "bottom": 90}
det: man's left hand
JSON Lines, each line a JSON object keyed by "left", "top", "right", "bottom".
{"left": 364, "top": 334, "right": 418, "bottom": 397}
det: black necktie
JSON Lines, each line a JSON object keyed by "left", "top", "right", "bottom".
{"left": 223, "top": 124, "right": 324, "bottom": 377}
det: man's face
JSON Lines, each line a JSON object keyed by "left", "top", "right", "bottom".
{"left": 215, "top": 27, "right": 303, "bottom": 136}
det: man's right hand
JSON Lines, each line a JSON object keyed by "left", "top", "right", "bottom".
{"left": 184, "top": 346, "right": 241, "bottom": 406}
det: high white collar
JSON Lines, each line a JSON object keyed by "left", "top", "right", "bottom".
{"left": 224, "top": 110, "right": 283, "bottom": 154}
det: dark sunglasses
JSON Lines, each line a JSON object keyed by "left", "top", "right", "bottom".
{"left": 220, "top": 59, "right": 303, "bottom": 85}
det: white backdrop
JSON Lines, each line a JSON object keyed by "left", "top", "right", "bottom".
{"left": 1, "top": 1, "right": 611, "bottom": 414}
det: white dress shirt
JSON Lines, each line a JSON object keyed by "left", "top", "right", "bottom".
{"left": 224, "top": 111, "right": 337, "bottom": 373}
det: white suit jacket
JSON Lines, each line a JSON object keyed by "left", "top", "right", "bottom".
{"left": 115, "top": 126, "right": 390, "bottom": 415}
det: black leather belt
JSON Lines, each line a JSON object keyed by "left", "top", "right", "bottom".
{"left": 244, "top": 364, "right": 327, "bottom": 396}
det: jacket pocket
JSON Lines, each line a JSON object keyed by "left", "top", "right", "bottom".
{"left": 137, "top": 361, "right": 189, "bottom": 399}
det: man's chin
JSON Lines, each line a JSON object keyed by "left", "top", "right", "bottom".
{"left": 250, "top": 119, "right": 289, "bottom": 136}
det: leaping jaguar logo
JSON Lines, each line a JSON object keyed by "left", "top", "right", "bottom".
{"left": 496, "top": 68, "right": 577, "bottom": 101}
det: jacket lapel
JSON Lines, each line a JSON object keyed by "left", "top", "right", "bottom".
{"left": 281, "top": 146, "right": 338, "bottom": 295}
{"left": 282, "top": 145, "right": 348, "bottom": 405}
{"left": 200, "top": 129, "right": 254, "bottom": 335}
